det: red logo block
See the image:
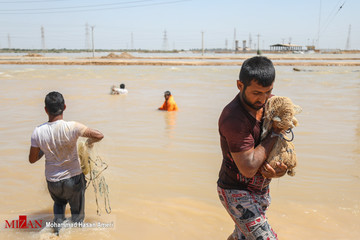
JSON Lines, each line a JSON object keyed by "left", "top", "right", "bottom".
{"left": 5, "top": 215, "right": 42, "bottom": 229}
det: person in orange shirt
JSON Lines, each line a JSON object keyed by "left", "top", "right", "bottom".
{"left": 158, "top": 91, "right": 178, "bottom": 111}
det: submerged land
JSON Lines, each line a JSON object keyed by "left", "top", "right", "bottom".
{"left": 0, "top": 51, "right": 359, "bottom": 66}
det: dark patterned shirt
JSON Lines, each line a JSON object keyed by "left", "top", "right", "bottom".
{"left": 217, "top": 94, "right": 271, "bottom": 194}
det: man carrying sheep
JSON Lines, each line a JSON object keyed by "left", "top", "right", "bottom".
{"left": 217, "top": 56, "right": 287, "bottom": 240}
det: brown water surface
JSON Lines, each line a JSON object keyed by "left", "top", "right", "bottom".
{"left": 0, "top": 64, "right": 359, "bottom": 239}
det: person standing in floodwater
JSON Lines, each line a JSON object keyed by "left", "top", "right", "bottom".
{"left": 111, "top": 83, "right": 128, "bottom": 95}
{"left": 217, "top": 56, "right": 287, "bottom": 240}
{"left": 28, "top": 91, "right": 104, "bottom": 234}
{"left": 158, "top": 90, "right": 178, "bottom": 111}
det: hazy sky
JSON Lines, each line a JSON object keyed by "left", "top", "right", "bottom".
{"left": 0, "top": 0, "right": 358, "bottom": 50}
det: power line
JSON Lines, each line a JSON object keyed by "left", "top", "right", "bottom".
{"left": 0, "top": 0, "right": 156, "bottom": 11}
{"left": 0, "top": 0, "right": 191, "bottom": 14}
{"left": 318, "top": 1, "right": 346, "bottom": 37}
{"left": 0, "top": 0, "right": 71, "bottom": 3}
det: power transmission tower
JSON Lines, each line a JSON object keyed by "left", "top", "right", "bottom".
{"left": 201, "top": 31, "right": 204, "bottom": 56}
{"left": 162, "top": 30, "right": 168, "bottom": 51}
{"left": 233, "top": 28, "right": 236, "bottom": 50}
{"left": 131, "top": 32, "right": 134, "bottom": 49}
{"left": 225, "top": 38, "right": 228, "bottom": 50}
{"left": 41, "top": 26, "right": 45, "bottom": 50}
{"left": 85, "top": 23, "right": 90, "bottom": 50}
{"left": 8, "top": 34, "right": 11, "bottom": 49}
{"left": 317, "top": 0, "right": 322, "bottom": 49}
{"left": 345, "top": 24, "right": 351, "bottom": 50}
{"left": 91, "top": 26, "right": 95, "bottom": 57}
{"left": 248, "top": 33, "right": 252, "bottom": 50}
{"left": 256, "top": 34, "right": 261, "bottom": 55}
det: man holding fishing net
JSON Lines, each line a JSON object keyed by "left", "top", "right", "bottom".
{"left": 28, "top": 91, "right": 104, "bottom": 233}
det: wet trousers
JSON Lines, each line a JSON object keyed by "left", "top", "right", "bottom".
{"left": 47, "top": 173, "right": 86, "bottom": 223}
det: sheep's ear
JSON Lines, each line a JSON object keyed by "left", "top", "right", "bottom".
{"left": 292, "top": 117, "right": 299, "bottom": 127}
{"left": 261, "top": 119, "right": 271, "bottom": 140}
{"left": 293, "top": 105, "right": 302, "bottom": 114}
{"left": 261, "top": 129, "right": 268, "bottom": 140}
{"left": 273, "top": 116, "right": 281, "bottom": 122}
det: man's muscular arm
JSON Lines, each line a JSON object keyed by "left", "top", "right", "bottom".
{"left": 230, "top": 133, "right": 279, "bottom": 178}
{"left": 82, "top": 128, "right": 104, "bottom": 148}
{"left": 28, "top": 147, "right": 44, "bottom": 164}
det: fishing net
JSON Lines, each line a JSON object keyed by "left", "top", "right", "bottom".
{"left": 77, "top": 138, "right": 111, "bottom": 215}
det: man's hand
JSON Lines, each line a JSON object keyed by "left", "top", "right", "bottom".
{"left": 82, "top": 128, "right": 104, "bottom": 148}
{"left": 260, "top": 162, "right": 287, "bottom": 178}
{"left": 85, "top": 139, "right": 94, "bottom": 148}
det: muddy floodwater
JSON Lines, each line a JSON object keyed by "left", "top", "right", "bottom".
{"left": 0, "top": 60, "right": 359, "bottom": 239}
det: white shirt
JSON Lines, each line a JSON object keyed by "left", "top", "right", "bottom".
{"left": 31, "top": 120, "right": 87, "bottom": 182}
{"left": 113, "top": 88, "right": 128, "bottom": 94}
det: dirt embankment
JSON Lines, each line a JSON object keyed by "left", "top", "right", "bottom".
{"left": 0, "top": 54, "right": 359, "bottom": 66}
{"left": 100, "top": 52, "right": 135, "bottom": 59}
{"left": 0, "top": 61, "right": 359, "bottom": 66}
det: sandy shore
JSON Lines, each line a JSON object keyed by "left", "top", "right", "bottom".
{"left": 0, "top": 55, "right": 359, "bottom": 66}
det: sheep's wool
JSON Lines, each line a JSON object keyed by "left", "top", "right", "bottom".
{"left": 262, "top": 96, "right": 302, "bottom": 176}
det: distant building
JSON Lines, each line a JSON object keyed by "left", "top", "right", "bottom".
{"left": 270, "top": 44, "right": 303, "bottom": 52}
{"left": 306, "top": 45, "right": 315, "bottom": 51}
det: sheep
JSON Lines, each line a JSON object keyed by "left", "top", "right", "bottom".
{"left": 261, "top": 96, "right": 302, "bottom": 176}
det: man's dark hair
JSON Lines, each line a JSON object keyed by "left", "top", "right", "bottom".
{"left": 164, "top": 90, "right": 171, "bottom": 96}
{"left": 120, "top": 83, "right": 125, "bottom": 89}
{"left": 239, "top": 56, "right": 275, "bottom": 88}
{"left": 45, "top": 91, "right": 65, "bottom": 116}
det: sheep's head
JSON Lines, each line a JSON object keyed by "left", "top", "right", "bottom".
{"left": 261, "top": 96, "right": 302, "bottom": 139}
